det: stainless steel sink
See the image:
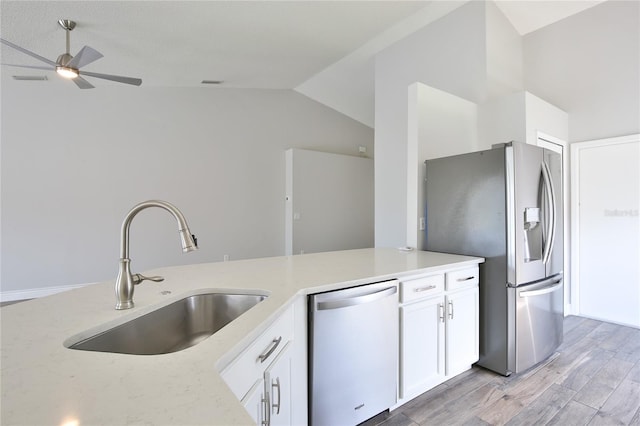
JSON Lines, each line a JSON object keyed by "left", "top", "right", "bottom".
{"left": 67, "top": 292, "right": 267, "bottom": 355}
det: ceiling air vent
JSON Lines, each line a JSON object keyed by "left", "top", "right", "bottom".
{"left": 12, "top": 75, "right": 48, "bottom": 81}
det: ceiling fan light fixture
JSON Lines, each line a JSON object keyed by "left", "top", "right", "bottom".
{"left": 56, "top": 66, "right": 79, "bottom": 79}
{"left": 2, "top": 19, "right": 141, "bottom": 89}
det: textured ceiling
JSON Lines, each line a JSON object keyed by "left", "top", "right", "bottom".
{"left": 0, "top": 1, "right": 429, "bottom": 89}
{"left": 1, "top": 1, "right": 605, "bottom": 93}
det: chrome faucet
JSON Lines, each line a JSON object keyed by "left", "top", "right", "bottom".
{"left": 115, "top": 200, "right": 198, "bottom": 310}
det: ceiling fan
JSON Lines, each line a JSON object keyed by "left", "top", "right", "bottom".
{"left": 1, "top": 19, "right": 142, "bottom": 89}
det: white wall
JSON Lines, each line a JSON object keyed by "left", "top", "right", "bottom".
{"left": 1, "top": 86, "right": 373, "bottom": 297}
{"left": 295, "top": 1, "right": 468, "bottom": 128}
{"left": 524, "top": 93, "right": 569, "bottom": 144}
{"left": 374, "top": 0, "right": 522, "bottom": 249}
{"left": 477, "top": 91, "right": 526, "bottom": 147}
{"left": 408, "top": 83, "right": 479, "bottom": 249}
{"left": 477, "top": 91, "right": 568, "bottom": 148}
{"left": 375, "top": 1, "right": 484, "bottom": 249}
{"left": 523, "top": 0, "right": 640, "bottom": 142}
{"left": 484, "top": 0, "right": 523, "bottom": 98}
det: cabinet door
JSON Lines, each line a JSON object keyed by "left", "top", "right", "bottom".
{"left": 400, "top": 296, "right": 445, "bottom": 399}
{"left": 242, "top": 378, "right": 265, "bottom": 426}
{"left": 445, "top": 287, "right": 479, "bottom": 377}
{"left": 265, "top": 342, "right": 292, "bottom": 426}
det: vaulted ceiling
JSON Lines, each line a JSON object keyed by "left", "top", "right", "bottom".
{"left": 1, "top": 1, "right": 604, "bottom": 89}
{"left": 0, "top": 1, "right": 429, "bottom": 89}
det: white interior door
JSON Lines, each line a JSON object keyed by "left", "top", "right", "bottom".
{"left": 572, "top": 134, "right": 639, "bottom": 327}
{"left": 285, "top": 149, "right": 374, "bottom": 255}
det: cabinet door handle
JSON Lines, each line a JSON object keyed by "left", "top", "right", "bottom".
{"left": 448, "top": 300, "right": 454, "bottom": 319}
{"left": 438, "top": 303, "right": 445, "bottom": 323}
{"left": 258, "top": 336, "right": 282, "bottom": 364}
{"left": 272, "top": 377, "right": 281, "bottom": 415}
{"left": 457, "top": 276, "right": 475, "bottom": 282}
{"left": 414, "top": 285, "right": 436, "bottom": 293}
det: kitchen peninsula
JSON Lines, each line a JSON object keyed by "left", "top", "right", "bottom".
{"left": 1, "top": 248, "right": 483, "bottom": 425}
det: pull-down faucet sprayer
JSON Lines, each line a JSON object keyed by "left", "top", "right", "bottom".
{"left": 115, "top": 200, "right": 198, "bottom": 310}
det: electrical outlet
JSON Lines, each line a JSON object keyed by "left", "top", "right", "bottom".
{"left": 223, "top": 254, "right": 229, "bottom": 262}
{"left": 419, "top": 217, "right": 426, "bottom": 231}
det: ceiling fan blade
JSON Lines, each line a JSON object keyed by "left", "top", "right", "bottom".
{"left": 80, "top": 70, "right": 142, "bottom": 86}
{"left": 1, "top": 38, "right": 57, "bottom": 67}
{"left": 2, "top": 63, "right": 52, "bottom": 71}
{"left": 72, "top": 75, "right": 94, "bottom": 89}
{"left": 66, "top": 45, "right": 103, "bottom": 69}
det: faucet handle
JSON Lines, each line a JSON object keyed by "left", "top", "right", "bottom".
{"left": 132, "top": 273, "right": 165, "bottom": 285}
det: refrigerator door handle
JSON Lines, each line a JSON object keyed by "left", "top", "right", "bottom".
{"left": 519, "top": 280, "right": 562, "bottom": 298}
{"left": 316, "top": 286, "right": 397, "bottom": 310}
{"left": 541, "top": 160, "right": 557, "bottom": 264}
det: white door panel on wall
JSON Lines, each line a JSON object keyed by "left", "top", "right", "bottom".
{"left": 572, "top": 135, "right": 639, "bottom": 327}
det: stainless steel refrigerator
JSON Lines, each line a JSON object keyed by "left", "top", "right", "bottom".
{"left": 424, "top": 142, "right": 563, "bottom": 376}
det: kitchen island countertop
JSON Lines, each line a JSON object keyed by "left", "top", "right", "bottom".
{"left": 1, "top": 248, "right": 483, "bottom": 425}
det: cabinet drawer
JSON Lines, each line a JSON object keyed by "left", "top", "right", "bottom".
{"left": 221, "top": 305, "right": 294, "bottom": 400}
{"left": 400, "top": 274, "right": 444, "bottom": 303}
{"left": 446, "top": 267, "right": 479, "bottom": 291}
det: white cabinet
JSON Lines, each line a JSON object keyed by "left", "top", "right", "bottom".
{"left": 242, "top": 378, "right": 265, "bottom": 425}
{"left": 241, "top": 342, "right": 293, "bottom": 426}
{"left": 400, "top": 294, "right": 445, "bottom": 398}
{"left": 398, "top": 266, "right": 479, "bottom": 404}
{"left": 444, "top": 286, "right": 479, "bottom": 377}
{"left": 222, "top": 303, "right": 305, "bottom": 426}
{"left": 264, "top": 342, "right": 293, "bottom": 426}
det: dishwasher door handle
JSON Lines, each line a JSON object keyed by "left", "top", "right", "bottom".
{"left": 316, "top": 286, "right": 397, "bottom": 310}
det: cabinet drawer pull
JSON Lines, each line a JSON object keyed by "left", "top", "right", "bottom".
{"left": 448, "top": 301, "right": 454, "bottom": 319}
{"left": 438, "top": 303, "right": 445, "bottom": 323}
{"left": 258, "top": 336, "right": 282, "bottom": 364}
{"left": 414, "top": 285, "right": 436, "bottom": 293}
{"left": 457, "top": 276, "right": 476, "bottom": 282}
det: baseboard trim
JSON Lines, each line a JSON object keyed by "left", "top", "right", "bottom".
{"left": 0, "top": 283, "right": 91, "bottom": 302}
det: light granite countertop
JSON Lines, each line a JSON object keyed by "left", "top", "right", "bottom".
{"left": 0, "top": 248, "right": 483, "bottom": 425}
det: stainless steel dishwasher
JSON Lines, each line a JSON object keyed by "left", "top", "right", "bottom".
{"left": 308, "top": 280, "right": 399, "bottom": 426}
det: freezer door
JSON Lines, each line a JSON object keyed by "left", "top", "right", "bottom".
{"left": 507, "top": 143, "right": 561, "bottom": 285}
{"left": 508, "top": 274, "right": 563, "bottom": 373}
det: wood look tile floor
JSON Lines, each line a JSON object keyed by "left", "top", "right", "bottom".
{"left": 363, "top": 316, "right": 640, "bottom": 426}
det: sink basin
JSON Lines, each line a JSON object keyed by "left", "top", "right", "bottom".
{"left": 67, "top": 292, "right": 267, "bottom": 355}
